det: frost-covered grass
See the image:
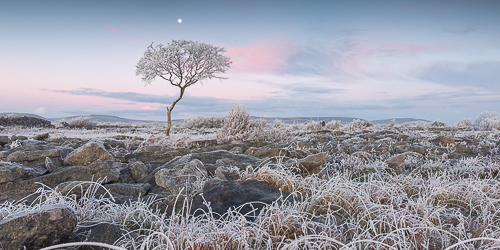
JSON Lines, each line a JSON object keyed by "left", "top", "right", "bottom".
{"left": 3, "top": 153, "right": 500, "bottom": 250}
{"left": 2, "top": 110, "right": 500, "bottom": 249}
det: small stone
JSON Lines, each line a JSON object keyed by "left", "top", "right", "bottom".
{"left": 33, "top": 133, "right": 50, "bottom": 140}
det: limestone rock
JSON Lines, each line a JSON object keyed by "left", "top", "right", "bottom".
{"left": 215, "top": 166, "right": 241, "bottom": 181}
{"left": 155, "top": 159, "right": 207, "bottom": 195}
{"left": 64, "top": 142, "right": 113, "bottom": 166}
{"left": 73, "top": 223, "right": 127, "bottom": 248}
{"left": 128, "top": 161, "right": 148, "bottom": 181}
{"left": 0, "top": 204, "right": 77, "bottom": 250}
{"left": 0, "top": 161, "right": 40, "bottom": 184}
{"left": 0, "top": 161, "right": 123, "bottom": 203}
{"left": 0, "top": 136, "right": 9, "bottom": 146}
{"left": 191, "top": 179, "right": 290, "bottom": 220}
{"left": 297, "top": 152, "right": 327, "bottom": 173}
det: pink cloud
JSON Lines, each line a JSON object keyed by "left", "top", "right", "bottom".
{"left": 108, "top": 27, "right": 121, "bottom": 33}
{"left": 226, "top": 39, "right": 292, "bottom": 73}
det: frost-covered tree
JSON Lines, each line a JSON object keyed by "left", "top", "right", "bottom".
{"left": 136, "top": 40, "right": 232, "bottom": 136}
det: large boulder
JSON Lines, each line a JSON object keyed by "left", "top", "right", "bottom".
{"left": 191, "top": 150, "right": 261, "bottom": 170}
{"left": 0, "top": 136, "right": 9, "bottom": 146}
{"left": 191, "top": 179, "right": 290, "bottom": 220}
{"left": 0, "top": 161, "right": 40, "bottom": 184}
{"left": 72, "top": 223, "right": 127, "bottom": 248}
{"left": 0, "top": 161, "right": 124, "bottom": 203}
{"left": 155, "top": 159, "right": 207, "bottom": 195}
{"left": 296, "top": 152, "right": 327, "bottom": 174}
{"left": 64, "top": 142, "right": 113, "bottom": 166}
{"left": 0, "top": 204, "right": 77, "bottom": 250}
{"left": 128, "top": 161, "right": 148, "bottom": 181}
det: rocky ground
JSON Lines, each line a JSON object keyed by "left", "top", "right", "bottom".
{"left": 0, "top": 115, "right": 499, "bottom": 249}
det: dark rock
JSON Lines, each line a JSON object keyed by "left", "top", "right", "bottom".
{"left": 191, "top": 179, "right": 290, "bottom": 220}
{"left": 191, "top": 150, "right": 261, "bottom": 170}
{"left": 129, "top": 161, "right": 148, "bottom": 181}
{"left": 0, "top": 161, "right": 40, "bottom": 184}
{"left": 0, "top": 204, "right": 77, "bottom": 250}
{"left": 0, "top": 136, "right": 9, "bottom": 146}
{"left": 0, "top": 115, "right": 54, "bottom": 128}
{"left": 296, "top": 152, "right": 327, "bottom": 173}
{"left": 72, "top": 223, "right": 126, "bottom": 249}
{"left": 45, "top": 156, "right": 60, "bottom": 172}
{"left": 386, "top": 152, "right": 423, "bottom": 169}
{"left": 229, "top": 146, "right": 243, "bottom": 154}
{"left": 0, "top": 161, "right": 123, "bottom": 203}
{"left": 215, "top": 166, "right": 241, "bottom": 181}
{"left": 7, "top": 149, "right": 61, "bottom": 162}
{"left": 64, "top": 142, "right": 114, "bottom": 166}
{"left": 34, "top": 133, "right": 50, "bottom": 140}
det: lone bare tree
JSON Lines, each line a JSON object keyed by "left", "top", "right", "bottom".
{"left": 136, "top": 40, "right": 232, "bottom": 136}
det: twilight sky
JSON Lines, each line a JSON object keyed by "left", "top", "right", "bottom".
{"left": 1, "top": 0, "right": 499, "bottom": 123}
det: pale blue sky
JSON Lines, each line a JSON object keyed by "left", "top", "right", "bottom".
{"left": 1, "top": 0, "right": 499, "bottom": 123}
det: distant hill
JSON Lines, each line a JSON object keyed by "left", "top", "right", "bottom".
{"left": 250, "top": 116, "right": 367, "bottom": 125}
{"left": 370, "top": 118, "right": 430, "bottom": 125}
{"left": 1, "top": 113, "right": 429, "bottom": 125}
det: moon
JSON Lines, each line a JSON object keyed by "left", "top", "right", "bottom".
{"left": 178, "top": 19, "right": 182, "bottom": 23}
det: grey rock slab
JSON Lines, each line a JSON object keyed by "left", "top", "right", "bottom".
{"left": 191, "top": 179, "right": 290, "bottom": 220}
{"left": 191, "top": 150, "right": 261, "bottom": 169}
{"left": 0, "top": 161, "right": 123, "bottom": 203}
{"left": 0, "top": 135, "right": 9, "bottom": 146}
{"left": 296, "top": 152, "right": 327, "bottom": 174}
{"left": 72, "top": 223, "right": 127, "bottom": 249}
{"left": 386, "top": 152, "right": 423, "bottom": 169}
{"left": 0, "top": 204, "right": 77, "bottom": 250}
{"left": 64, "top": 142, "right": 114, "bottom": 166}
{"left": 0, "top": 161, "right": 40, "bottom": 184}
{"left": 45, "top": 156, "right": 60, "bottom": 172}
{"left": 155, "top": 159, "right": 207, "bottom": 195}
{"left": 6, "top": 149, "right": 60, "bottom": 162}
{"left": 128, "top": 161, "right": 148, "bottom": 181}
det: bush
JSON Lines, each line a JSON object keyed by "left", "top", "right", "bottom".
{"left": 217, "top": 104, "right": 291, "bottom": 143}
{"left": 431, "top": 119, "right": 446, "bottom": 127}
{"left": 325, "top": 120, "right": 342, "bottom": 130}
{"left": 343, "top": 119, "right": 373, "bottom": 131}
{"left": 475, "top": 111, "right": 500, "bottom": 131}
{"left": 183, "top": 115, "right": 224, "bottom": 129}
{"left": 217, "top": 103, "right": 251, "bottom": 142}
{"left": 454, "top": 118, "right": 472, "bottom": 128}
{"left": 57, "top": 116, "right": 96, "bottom": 129}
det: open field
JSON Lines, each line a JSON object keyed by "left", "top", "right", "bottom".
{"left": 1, "top": 110, "right": 500, "bottom": 249}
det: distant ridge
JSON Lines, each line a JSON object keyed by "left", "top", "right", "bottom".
{"left": 1, "top": 113, "right": 430, "bottom": 125}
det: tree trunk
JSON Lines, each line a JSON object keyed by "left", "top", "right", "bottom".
{"left": 165, "top": 87, "right": 185, "bottom": 136}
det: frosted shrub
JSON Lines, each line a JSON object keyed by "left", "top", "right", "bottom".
{"left": 217, "top": 103, "right": 251, "bottom": 142}
{"left": 325, "top": 120, "right": 342, "bottom": 130}
{"left": 343, "top": 119, "right": 373, "bottom": 131}
{"left": 431, "top": 119, "right": 446, "bottom": 127}
{"left": 217, "top": 104, "right": 291, "bottom": 143}
{"left": 272, "top": 119, "right": 286, "bottom": 129}
{"left": 182, "top": 115, "right": 224, "bottom": 129}
{"left": 475, "top": 111, "right": 500, "bottom": 131}
{"left": 454, "top": 118, "right": 472, "bottom": 128}
{"left": 304, "top": 121, "right": 323, "bottom": 131}
{"left": 57, "top": 116, "right": 96, "bottom": 129}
